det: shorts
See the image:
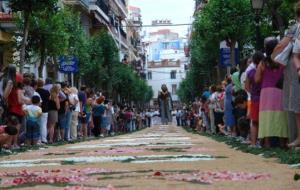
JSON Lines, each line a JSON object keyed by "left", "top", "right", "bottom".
{"left": 26, "top": 120, "right": 40, "bottom": 141}
{"left": 79, "top": 113, "right": 90, "bottom": 124}
{"left": 48, "top": 110, "right": 58, "bottom": 124}
{"left": 58, "top": 113, "right": 67, "bottom": 129}
{"left": 8, "top": 112, "right": 24, "bottom": 124}
{"left": 101, "top": 117, "right": 108, "bottom": 128}
{"left": 250, "top": 101, "right": 259, "bottom": 122}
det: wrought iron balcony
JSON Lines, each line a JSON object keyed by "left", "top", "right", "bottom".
{"left": 95, "top": 0, "right": 110, "bottom": 16}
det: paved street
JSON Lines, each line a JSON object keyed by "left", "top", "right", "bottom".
{"left": 0, "top": 125, "right": 299, "bottom": 190}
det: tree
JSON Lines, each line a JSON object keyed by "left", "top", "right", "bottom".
{"left": 10, "top": 0, "right": 58, "bottom": 74}
{"left": 84, "top": 31, "right": 119, "bottom": 96}
{"left": 265, "top": 0, "right": 298, "bottom": 38}
{"left": 196, "top": 0, "right": 252, "bottom": 68}
{"left": 27, "top": 8, "right": 70, "bottom": 77}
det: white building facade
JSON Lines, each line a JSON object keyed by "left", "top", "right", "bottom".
{"left": 144, "top": 26, "right": 189, "bottom": 106}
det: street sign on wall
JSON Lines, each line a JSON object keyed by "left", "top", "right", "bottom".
{"left": 219, "top": 41, "right": 239, "bottom": 68}
{"left": 58, "top": 56, "right": 78, "bottom": 73}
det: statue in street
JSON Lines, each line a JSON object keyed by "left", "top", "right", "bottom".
{"left": 157, "top": 84, "right": 173, "bottom": 125}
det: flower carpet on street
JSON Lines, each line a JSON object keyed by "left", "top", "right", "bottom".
{"left": 0, "top": 168, "right": 123, "bottom": 189}
{"left": 0, "top": 125, "right": 298, "bottom": 189}
{"left": 153, "top": 170, "right": 271, "bottom": 184}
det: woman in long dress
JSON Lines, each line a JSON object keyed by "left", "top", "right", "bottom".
{"left": 255, "top": 39, "right": 288, "bottom": 148}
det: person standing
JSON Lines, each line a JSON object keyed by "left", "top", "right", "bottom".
{"left": 4, "top": 65, "right": 29, "bottom": 149}
{"left": 57, "top": 82, "right": 69, "bottom": 141}
{"left": 158, "top": 84, "right": 173, "bottom": 125}
{"left": 23, "top": 95, "right": 42, "bottom": 145}
{"left": 78, "top": 85, "right": 87, "bottom": 139}
{"left": 69, "top": 87, "right": 79, "bottom": 141}
{"left": 36, "top": 79, "right": 50, "bottom": 144}
{"left": 176, "top": 109, "right": 181, "bottom": 126}
{"left": 273, "top": 2, "right": 300, "bottom": 147}
{"left": 47, "top": 85, "right": 60, "bottom": 144}
{"left": 245, "top": 52, "right": 264, "bottom": 146}
{"left": 208, "top": 85, "right": 217, "bottom": 133}
{"left": 255, "top": 39, "right": 288, "bottom": 148}
{"left": 289, "top": 3, "right": 300, "bottom": 147}
{"left": 92, "top": 96, "right": 106, "bottom": 137}
{"left": 224, "top": 77, "right": 235, "bottom": 135}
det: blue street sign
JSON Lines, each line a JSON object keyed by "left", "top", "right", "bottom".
{"left": 219, "top": 41, "right": 239, "bottom": 68}
{"left": 58, "top": 56, "right": 78, "bottom": 73}
{"left": 219, "top": 48, "right": 239, "bottom": 67}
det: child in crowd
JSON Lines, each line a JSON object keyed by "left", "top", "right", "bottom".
{"left": 85, "top": 98, "right": 93, "bottom": 137}
{"left": 237, "top": 117, "right": 250, "bottom": 140}
{"left": 245, "top": 51, "right": 265, "bottom": 147}
{"left": 0, "top": 124, "right": 18, "bottom": 149}
{"left": 233, "top": 94, "right": 248, "bottom": 137}
{"left": 23, "top": 95, "right": 42, "bottom": 145}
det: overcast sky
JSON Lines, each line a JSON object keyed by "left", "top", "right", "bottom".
{"left": 128, "top": 0, "right": 195, "bottom": 37}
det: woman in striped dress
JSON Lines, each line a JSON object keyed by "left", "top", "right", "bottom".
{"left": 255, "top": 39, "right": 288, "bottom": 148}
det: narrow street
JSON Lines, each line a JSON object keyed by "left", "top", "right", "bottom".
{"left": 0, "top": 125, "right": 299, "bottom": 190}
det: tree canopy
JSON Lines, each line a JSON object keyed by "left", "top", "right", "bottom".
{"left": 178, "top": 0, "right": 298, "bottom": 102}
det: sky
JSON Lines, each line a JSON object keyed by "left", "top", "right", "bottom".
{"left": 128, "top": 0, "right": 195, "bottom": 37}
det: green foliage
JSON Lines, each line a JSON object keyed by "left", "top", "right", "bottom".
{"left": 11, "top": 1, "right": 151, "bottom": 104}
{"left": 179, "top": 0, "right": 298, "bottom": 101}
{"left": 78, "top": 31, "right": 152, "bottom": 104}
{"left": 111, "top": 63, "right": 153, "bottom": 103}
{"left": 10, "top": 0, "right": 59, "bottom": 73}
{"left": 27, "top": 9, "right": 70, "bottom": 58}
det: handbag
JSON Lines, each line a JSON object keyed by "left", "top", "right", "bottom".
{"left": 274, "top": 23, "right": 300, "bottom": 66}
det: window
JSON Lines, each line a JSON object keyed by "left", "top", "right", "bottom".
{"left": 172, "top": 84, "right": 177, "bottom": 95}
{"left": 147, "top": 71, "right": 152, "bottom": 80}
{"left": 170, "top": 70, "right": 176, "bottom": 79}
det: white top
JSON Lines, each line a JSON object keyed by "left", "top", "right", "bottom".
{"left": 24, "top": 104, "right": 42, "bottom": 120}
{"left": 293, "top": 38, "right": 300, "bottom": 53}
{"left": 240, "top": 71, "right": 247, "bottom": 90}
{"left": 69, "top": 93, "right": 80, "bottom": 112}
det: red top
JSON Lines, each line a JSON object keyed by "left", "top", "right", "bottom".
{"left": 7, "top": 87, "right": 24, "bottom": 116}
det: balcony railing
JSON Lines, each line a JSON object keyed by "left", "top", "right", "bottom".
{"left": 114, "top": 0, "right": 127, "bottom": 17}
{"left": 80, "top": 0, "right": 90, "bottom": 8}
{"left": 120, "top": 26, "right": 127, "bottom": 39}
{"left": 95, "top": 0, "right": 109, "bottom": 15}
{"left": 120, "top": 0, "right": 126, "bottom": 6}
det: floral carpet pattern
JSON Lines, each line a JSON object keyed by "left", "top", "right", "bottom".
{"left": 0, "top": 125, "right": 299, "bottom": 190}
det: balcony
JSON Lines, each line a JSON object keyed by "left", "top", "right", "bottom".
{"left": 79, "top": 0, "right": 90, "bottom": 9}
{"left": 95, "top": 0, "right": 109, "bottom": 15}
{"left": 120, "top": 0, "right": 126, "bottom": 6}
{"left": 90, "top": 0, "right": 110, "bottom": 23}
{"left": 120, "top": 26, "right": 127, "bottom": 40}
{"left": 113, "top": 0, "right": 128, "bottom": 18}
{"left": 63, "top": 0, "right": 90, "bottom": 10}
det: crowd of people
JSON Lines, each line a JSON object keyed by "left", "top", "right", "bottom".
{"left": 177, "top": 3, "right": 300, "bottom": 149}
{"left": 0, "top": 65, "right": 153, "bottom": 152}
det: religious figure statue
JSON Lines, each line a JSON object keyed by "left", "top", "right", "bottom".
{"left": 157, "top": 84, "right": 173, "bottom": 125}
